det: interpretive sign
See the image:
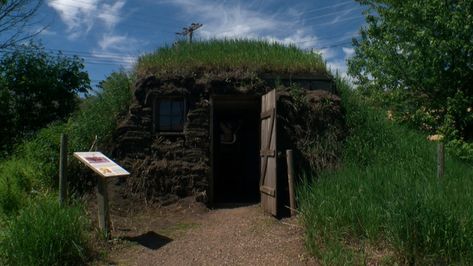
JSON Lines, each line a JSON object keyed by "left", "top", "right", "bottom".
{"left": 73, "top": 152, "right": 129, "bottom": 177}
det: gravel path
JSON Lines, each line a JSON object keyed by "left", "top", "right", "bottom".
{"left": 98, "top": 200, "right": 316, "bottom": 265}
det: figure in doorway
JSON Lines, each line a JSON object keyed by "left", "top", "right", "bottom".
{"left": 219, "top": 119, "right": 242, "bottom": 145}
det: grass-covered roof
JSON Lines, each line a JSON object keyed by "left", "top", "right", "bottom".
{"left": 135, "top": 39, "right": 329, "bottom": 78}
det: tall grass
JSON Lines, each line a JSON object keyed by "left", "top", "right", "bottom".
{"left": 0, "top": 71, "right": 132, "bottom": 265}
{"left": 135, "top": 39, "right": 328, "bottom": 77}
{"left": 298, "top": 79, "right": 473, "bottom": 264}
{"left": 0, "top": 196, "right": 89, "bottom": 266}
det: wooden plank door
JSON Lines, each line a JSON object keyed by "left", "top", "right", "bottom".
{"left": 260, "top": 89, "right": 277, "bottom": 216}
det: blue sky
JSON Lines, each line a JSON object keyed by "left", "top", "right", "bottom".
{"left": 36, "top": 0, "right": 366, "bottom": 88}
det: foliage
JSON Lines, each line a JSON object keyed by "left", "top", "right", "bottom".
{"left": 0, "top": 42, "right": 90, "bottom": 154}
{"left": 0, "top": 71, "right": 131, "bottom": 215}
{"left": 0, "top": 71, "right": 131, "bottom": 265}
{"left": 68, "top": 71, "right": 132, "bottom": 152}
{"left": 135, "top": 39, "right": 328, "bottom": 78}
{"left": 298, "top": 85, "right": 473, "bottom": 264}
{"left": 0, "top": 196, "right": 90, "bottom": 266}
{"left": 348, "top": 0, "right": 473, "bottom": 160}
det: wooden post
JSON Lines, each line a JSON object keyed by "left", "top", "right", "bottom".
{"left": 286, "top": 149, "right": 296, "bottom": 216}
{"left": 59, "top": 134, "right": 68, "bottom": 205}
{"left": 97, "top": 176, "right": 111, "bottom": 239}
{"left": 437, "top": 142, "right": 445, "bottom": 178}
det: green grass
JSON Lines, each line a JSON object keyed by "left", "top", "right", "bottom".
{"left": 135, "top": 39, "right": 328, "bottom": 78}
{"left": 298, "top": 79, "right": 473, "bottom": 264}
{"left": 0, "top": 71, "right": 132, "bottom": 265}
{"left": 0, "top": 196, "right": 90, "bottom": 266}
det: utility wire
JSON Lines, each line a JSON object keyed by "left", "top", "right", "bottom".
{"left": 4, "top": 1, "right": 365, "bottom": 67}
{"left": 302, "top": 0, "right": 358, "bottom": 14}
{"left": 46, "top": 0, "right": 363, "bottom": 36}
{"left": 302, "top": 6, "right": 362, "bottom": 22}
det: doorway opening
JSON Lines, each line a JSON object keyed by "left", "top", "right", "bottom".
{"left": 211, "top": 96, "right": 261, "bottom": 205}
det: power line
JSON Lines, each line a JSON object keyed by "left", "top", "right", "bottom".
{"left": 302, "top": 0, "right": 359, "bottom": 14}
{"left": 46, "top": 0, "right": 363, "bottom": 38}
{"left": 303, "top": 6, "right": 362, "bottom": 23}
{"left": 0, "top": 1, "right": 366, "bottom": 68}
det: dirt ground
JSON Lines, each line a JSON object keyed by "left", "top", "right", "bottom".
{"left": 88, "top": 178, "right": 317, "bottom": 266}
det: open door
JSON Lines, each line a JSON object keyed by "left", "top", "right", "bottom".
{"left": 260, "top": 89, "right": 277, "bottom": 216}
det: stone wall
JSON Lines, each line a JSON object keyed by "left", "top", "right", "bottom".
{"left": 113, "top": 74, "right": 344, "bottom": 205}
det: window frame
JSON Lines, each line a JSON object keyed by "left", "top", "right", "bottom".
{"left": 153, "top": 97, "right": 187, "bottom": 134}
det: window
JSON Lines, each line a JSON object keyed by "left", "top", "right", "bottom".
{"left": 154, "top": 98, "right": 186, "bottom": 132}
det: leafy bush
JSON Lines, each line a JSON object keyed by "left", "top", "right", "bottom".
{"left": 0, "top": 42, "right": 90, "bottom": 153}
{"left": 0, "top": 196, "right": 90, "bottom": 266}
{"left": 298, "top": 82, "right": 473, "bottom": 264}
{"left": 68, "top": 71, "right": 132, "bottom": 152}
{"left": 348, "top": 0, "right": 473, "bottom": 162}
{"left": 0, "top": 71, "right": 132, "bottom": 216}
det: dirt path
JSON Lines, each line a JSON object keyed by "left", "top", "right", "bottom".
{"left": 90, "top": 181, "right": 316, "bottom": 266}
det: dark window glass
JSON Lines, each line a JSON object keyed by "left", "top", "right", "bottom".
{"left": 155, "top": 98, "right": 185, "bottom": 132}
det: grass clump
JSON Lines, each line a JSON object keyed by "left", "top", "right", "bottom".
{"left": 298, "top": 78, "right": 473, "bottom": 264}
{"left": 135, "top": 39, "right": 328, "bottom": 78}
{"left": 0, "top": 196, "right": 90, "bottom": 266}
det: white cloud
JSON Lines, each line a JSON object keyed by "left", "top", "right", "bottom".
{"left": 98, "top": 0, "right": 126, "bottom": 29}
{"left": 159, "top": 0, "right": 359, "bottom": 82}
{"left": 318, "top": 47, "right": 336, "bottom": 60}
{"left": 326, "top": 59, "right": 349, "bottom": 79}
{"left": 47, "top": 0, "right": 126, "bottom": 39}
{"left": 342, "top": 47, "right": 355, "bottom": 58}
{"left": 166, "top": 0, "right": 323, "bottom": 50}
{"left": 47, "top": 0, "right": 98, "bottom": 38}
{"left": 93, "top": 33, "right": 144, "bottom": 69}
{"left": 98, "top": 33, "right": 128, "bottom": 51}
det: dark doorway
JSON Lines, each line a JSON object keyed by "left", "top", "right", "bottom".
{"left": 211, "top": 96, "right": 260, "bottom": 205}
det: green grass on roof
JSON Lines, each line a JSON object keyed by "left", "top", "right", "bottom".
{"left": 135, "top": 39, "right": 328, "bottom": 78}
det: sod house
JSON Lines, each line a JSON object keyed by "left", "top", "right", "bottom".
{"left": 113, "top": 41, "right": 345, "bottom": 216}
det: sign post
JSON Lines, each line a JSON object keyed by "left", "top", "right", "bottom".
{"left": 73, "top": 152, "right": 129, "bottom": 239}
{"left": 59, "top": 134, "right": 68, "bottom": 205}
{"left": 96, "top": 176, "right": 110, "bottom": 239}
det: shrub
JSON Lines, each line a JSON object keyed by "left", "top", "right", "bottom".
{"left": 0, "top": 42, "right": 90, "bottom": 153}
{"left": 0, "top": 196, "right": 90, "bottom": 265}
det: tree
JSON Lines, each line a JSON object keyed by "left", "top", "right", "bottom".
{"left": 0, "top": 0, "right": 43, "bottom": 49}
{"left": 348, "top": 0, "right": 473, "bottom": 158}
{"left": 0, "top": 43, "right": 90, "bottom": 153}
